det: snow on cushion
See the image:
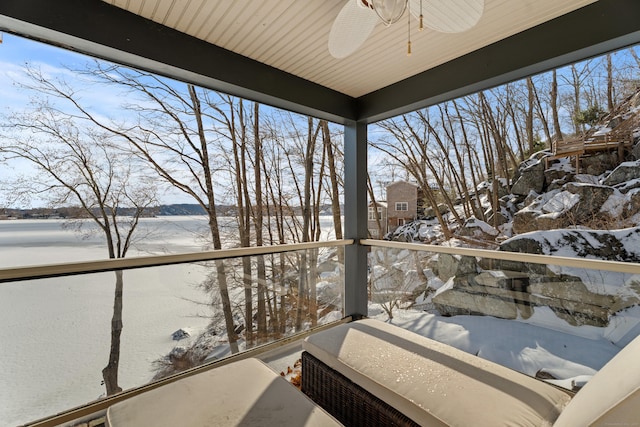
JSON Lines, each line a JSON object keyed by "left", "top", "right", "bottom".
{"left": 303, "top": 319, "right": 571, "bottom": 427}
{"left": 552, "top": 333, "right": 640, "bottom": 427}
{"left": 106, "top": 358, "right": 340, "bottom": 427}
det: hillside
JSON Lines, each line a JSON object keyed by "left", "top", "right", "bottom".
{"left": 370, "top": 90, "right": 640, "bottom": 356}
{"left": 389, "top": 89, "right": 640, "bottom": 251}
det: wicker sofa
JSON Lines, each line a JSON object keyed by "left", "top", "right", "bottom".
{"left": 302, "top": 318, "right": 640, "bottom": 427}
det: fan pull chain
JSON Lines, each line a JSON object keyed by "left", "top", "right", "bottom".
{"left": 419, "top": 0, "right": 424, "bottom": 31}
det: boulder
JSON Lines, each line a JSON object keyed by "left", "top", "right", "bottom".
{"left": 172, "top": 328, "right": 191, "bottom": 341}
{"left": 432, "top": 277, "right": 519, "bottom": 319}
{"left": 614, "top": 178, "right": 640, "bottom": 194}
{"left": 603, "top": 160, "right": 640, "bottom": 186}
{"left": 422, "top": 203, "right": 449, "bottom": 220}
{"left": 564, "top": 182, "right": 615, "bottom": 220}
{"left": 546, "top": 174, "right": 575, "bottom": 192}
{"left": 624, "top": 188, "right": 640, "bottom": 217}
{"left": 512, "top": 158, "right": 545, "bottom": 195}
{"left": 436, "top": 253, "right": 478, "bottom": 281}
{"left": 544, "top": 168, "right": 575, "bottom": 189}
{"left": 527, "top": 276, "right": 613, "bottom": 327}
{"left": 632, "top": 142, "right": 640, "bottom": 160}
{"left": 581, "top": 152, "right": 618, "bottom": 176}
{"left": 486, "top": 210, "right": 510, "bottom": 227}
{"left": 457, "top": 217, "right": 500, "bottom": 239}
{"left": 512, "top": 182, "right": 618, "bottom": 233}
{"left": 512, "top": 210, "right": 539, "bottom": 234}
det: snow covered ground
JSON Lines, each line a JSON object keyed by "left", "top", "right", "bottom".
{"left": 0, "top": 218, "right": 215, "bottom": 426}
{"left": 369, "top": 307, "right": 624, "bottom": 391}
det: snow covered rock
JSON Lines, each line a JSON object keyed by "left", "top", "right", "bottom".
{"left": 171, "top": 328, "right": 191, "bottom": 341}
{"left": 512, "top": 158, "right": 546, "bottom": 195}
{"left": 603, "top": 160, "right": 640, "bottom": 186}
{"left": 512, "top": 182, "right": 616, "bottom": 233}
{"left": 422, "top": 203, "right": 449, "bottom": 219}
{"left": 430, "top": 228, "right": 640, "bottom": 326}
{"left": 432, "top": 276, "right": 521, "bottom": 319}
{"left": 564, "top": 182, "right": 615, "bottom": 219}
{"left": 580, "top": 151, "right": 618, "bottom": 176}
{"left": 435, "top": 253, "right": 478, "bottom": 282}
{"left": 457, "top": 217, "right": 500, "bottom": 239}
{"left": 500, "top": 227, "right": 640, "bottom": 262}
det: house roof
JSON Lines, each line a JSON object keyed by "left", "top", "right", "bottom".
{"left": 2, "top": 1, "right": 639, "bottom": 124}
{"left": 387, "top": 181, "right": 419, "bottom": 188}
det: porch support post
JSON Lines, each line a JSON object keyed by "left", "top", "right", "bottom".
{"left": 343, "top": 120, "right": 368, "bottom": 318}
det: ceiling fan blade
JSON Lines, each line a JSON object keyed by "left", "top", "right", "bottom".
{"left": 409, "top": 0, "right": 484, "bottom": 33}
{"left": 329, "top": 0, "right": 379, "bottom": 59}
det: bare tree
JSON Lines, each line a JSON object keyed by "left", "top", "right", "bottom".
{"left": 22, "top": 62, "right": 243, "bottom": 355}
{"left": 0, "top": 77, "right": 157, "bottom": 395}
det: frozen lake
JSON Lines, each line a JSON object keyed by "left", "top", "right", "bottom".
{"left": 0, "top": 217, "right": 225, "bottom": 426}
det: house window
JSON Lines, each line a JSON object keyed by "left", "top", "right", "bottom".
{"left": 398, "top": 218, "right": 405, "bottom": 226}
{"left": 368, "top": 207, "right": 382, "bottom": 221}
{"left": 395, "top": 202, "right": 408, "bottom": 211}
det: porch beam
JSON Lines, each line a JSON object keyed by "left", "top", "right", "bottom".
{"left": 358, "top": 0, "right": 640, "bottom": 123}
{"left": 0, "top": 0, "right": 357, "bottom": 124}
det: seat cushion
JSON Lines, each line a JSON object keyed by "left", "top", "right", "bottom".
{"left": 553, "top": 333, "right": 640, "bottom": 426}
{"left": 303, "top": 319, "right": 571, "bottom": 427}
{"left": 106, "top": 358, "right": 341, "bottom": 427}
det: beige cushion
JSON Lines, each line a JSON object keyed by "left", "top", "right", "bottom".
{"left": 303, "top": 319, "right": 571, "bottom": 427}
{"left": 106, "top": 358, "right": 341, "bottom": 427}
{"left": 553, "top": 333, "right": 640, "bottom": 426}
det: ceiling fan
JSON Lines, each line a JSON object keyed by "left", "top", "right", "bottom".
{"left": 328, "top": 0, "right": 484, "bottom": 59}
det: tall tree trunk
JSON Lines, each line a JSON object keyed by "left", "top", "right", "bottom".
{"left": 253, "top": 102, "right": 267, "bottom": 343}
{"left": 551, "top": 70, "right": 563, "bottom": 142}
{"left": 230, "top": 99, "right": 254, "bottom": 347}
{"left": 607, "top": 54, "right": 614, "bottom": 113}
{"left": 296, "top": 117, "right": 319, "bottom": 331}
{"left": 526, "top": 77, "right": 535, "bottom": 154}
{"left": 367, "top": 174, "right": 386, "bottom": 238}
{"left": 571, "top": 64, "right": 583, "bottom": 135}
{"left": 102, "top": 270, "right": 124, "bottom": 395}
{"left": 453, "top": 100, "right": 484, "bottom": 219}
{"left": 322, "top": 121, "right": 343, "bottom": 247}
{"left": 189, "top": 86, "right": 239, "bottom": 354}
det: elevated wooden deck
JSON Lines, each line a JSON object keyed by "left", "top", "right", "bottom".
{"left": 547, "top": 113, "right": 639, "bottom": 171}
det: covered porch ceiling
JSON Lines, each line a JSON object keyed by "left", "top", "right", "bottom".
{"left": 1, "top": 0, "right": 640, "bottom": 125}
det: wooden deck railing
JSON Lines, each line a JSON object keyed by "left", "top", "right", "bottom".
{"left": 550, "top": 112, "right": 639, "bottom": 169}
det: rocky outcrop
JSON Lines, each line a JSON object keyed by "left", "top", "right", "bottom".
{"left": 432, "top": 267, "right": 638, "bottom": 327}
{"left": 501, "top": 227, "right": 640, "bottom": 262}
{"left": 512, "top": 182, "right": 617, "bottom": 234}
{"left": 432, "top": 276, "right": 521, "bottom": 319}
{"left": 431, "top": 228, "right": 640, "bottom": 326}
{"left": 565, "top": 182, "right": 615, "bottom": 220}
